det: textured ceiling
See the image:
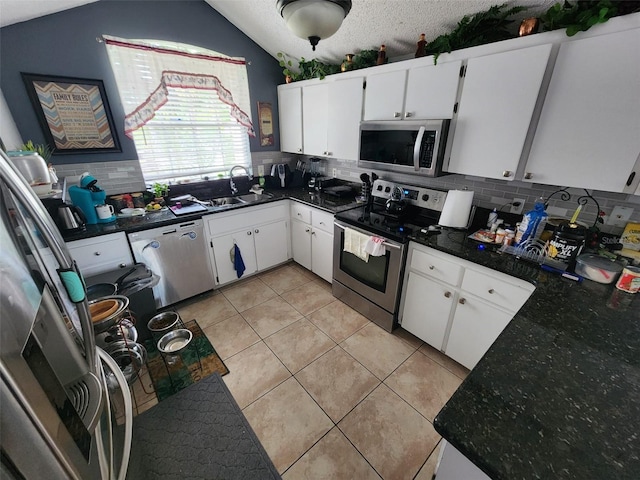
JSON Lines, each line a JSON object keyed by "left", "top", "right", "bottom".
{"left": 206, "top": 0, "right": 557, "bottom": 64}
{"left": 1, "top": 0, "right": 557, "bottom": 64}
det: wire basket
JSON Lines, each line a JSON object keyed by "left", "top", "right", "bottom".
{"left": 499, "top": 238, "right": 567, "bottom": 269}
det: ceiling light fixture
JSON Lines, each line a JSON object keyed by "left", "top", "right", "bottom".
{"left": 276, "top": 0, "right": 352, "bottom": 51}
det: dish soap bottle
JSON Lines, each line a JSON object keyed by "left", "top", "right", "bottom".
{"left": 487, "top": 208, "right": 498, "bottom": 228}
{"left": 515, "top": 197, "right": 548, "bottom": 246}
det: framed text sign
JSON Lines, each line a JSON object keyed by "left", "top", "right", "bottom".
{"left": 21, "top": 73, "right": 121, "bottom": 154}
{"left": 257, "top": 101, "right": 274, "bottom": 147}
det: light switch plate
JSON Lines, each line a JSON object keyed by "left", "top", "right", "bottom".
{"left": 606, "top": 206, "right": 634, "bottom": 227}
{"left": 510, "top": 198, "right": 526, "bottom": 215}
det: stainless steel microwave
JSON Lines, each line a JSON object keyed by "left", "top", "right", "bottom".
{"left": 358, "top": 119, "right": 450, "bottom": 177}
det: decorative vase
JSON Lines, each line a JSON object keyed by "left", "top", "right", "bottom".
{"left": 376, "top": 45, "right": 386, "bottom": 65}
{"left": 415, "top": 33, "right": 427, "bottom": 58}
{"left": 519, "top": 17, "right": 540, "bottom": 36}
{"left": 341, "top": 54, "right": 354, "bottom": 72}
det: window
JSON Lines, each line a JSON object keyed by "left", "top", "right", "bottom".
{"left": 104, "top": 36, "right": 254, "bottom": 184}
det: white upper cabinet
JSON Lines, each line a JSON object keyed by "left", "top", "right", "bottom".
{"left": 302, "top": 77, "right": 363, "bottom": 159}
{"left": 363, "top": 61, "right": 461, "bottom": 121}
{"left": 446, "top": 44, "right": 552, "bottom": 180}
{"left": 524, "top": 28, "right": 640, "bottom": 193}
{"left": 278, "top": 85, "right": 303, "bottom": 154}
{"left": 326, "top": 77, "right": 364, "bottom": 160}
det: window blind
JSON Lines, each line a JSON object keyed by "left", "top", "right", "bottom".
{"left": 104, "top": 36, "right": 253, "bottom": 184}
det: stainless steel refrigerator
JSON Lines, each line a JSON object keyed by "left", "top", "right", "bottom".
{"left": 0, "top": 150, "right": 133, "bottom": 479}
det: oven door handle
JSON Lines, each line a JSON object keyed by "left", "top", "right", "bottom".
{"left": 334, "top": 221, "right": 402, "bottom": 250}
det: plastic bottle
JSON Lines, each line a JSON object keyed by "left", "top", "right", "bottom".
{"left": 487, "top": 208, "right": 498, "bottom": 228}
{"left": 515, "top": 197, "right": 548, "bottom": 246}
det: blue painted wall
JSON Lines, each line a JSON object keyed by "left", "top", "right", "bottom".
{"left": 0, "top": 0, "right": 283, "bottom": 164}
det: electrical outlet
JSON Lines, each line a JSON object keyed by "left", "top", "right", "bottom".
{"left": 257, "top": 165, "right": 264, "bottom": 177}
{"left": 605, "top": 206, "right": 634, "bottom": 227}
{"left": 510, "top": 198, "right": 526, "bottom": 215}
{"left": 332, "top": 168, "right": 337, "bottom": 178}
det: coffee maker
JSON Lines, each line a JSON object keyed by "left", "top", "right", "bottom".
{"left": 68, "top": 174, "right": 115, "bottom": 224}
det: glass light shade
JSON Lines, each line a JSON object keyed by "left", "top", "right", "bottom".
{"left": 281, "top": 0, "right": 346, "bottom": 41}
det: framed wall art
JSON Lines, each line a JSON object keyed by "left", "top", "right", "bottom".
{"left": 21, "top": 73, "right": 121, "bottom": 154}
{"left": 257, "top": 101, "right": 274, "bottom": 147}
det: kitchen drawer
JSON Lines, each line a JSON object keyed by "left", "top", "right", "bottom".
{"left": 290, "top": 201, "right": 311, "bottom": 224}
{"left": 312, "top": 209, "right": 333, "bottom": 234}
{"left": 410, "top": 248, "right": 463, "bottom": 287}
{"left": 461, "top": 268, "right": 534, "bottom": 313}
{"left": 67, "top": 232, "right": 133, "bottom": 277}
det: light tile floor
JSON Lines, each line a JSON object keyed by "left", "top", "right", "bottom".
{"left": 129, "top": 262, "right": 469, "bottom": 479}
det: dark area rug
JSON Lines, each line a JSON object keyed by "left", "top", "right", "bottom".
{"left": 144, "top": 319, "right": 229, "bottom": 402}
{"left": 126, "top": 373, "right": 281, "bottom": 480}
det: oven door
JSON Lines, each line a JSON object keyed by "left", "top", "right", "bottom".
{"left": 332, "top": 221, "right": 406, "bottom": 313}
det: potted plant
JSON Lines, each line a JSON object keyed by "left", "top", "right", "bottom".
{"left": 277, "top": 52, "right": 301, "bottom": 83}
{"left": 151, "top": 182, "right": 169, "bottom": 204}
{"left": 539, "top": 0, "right": 637, "bottom": 36}
{"left": 19, "top": 140, "right": 52, "bottom": 162}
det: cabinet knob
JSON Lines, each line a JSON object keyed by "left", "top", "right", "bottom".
{"left": 298, "top": 148, "right": 302, "bottom": 153}
{"left": 311, "top": 231, "right": 316, "bottom": 235}
{"left": 502, "top": 170, "right": 512, "bottom": 178}
{"left": 444, "top": 291, "right": 452, "bottom": 298}
{"left": 297, "top": 212, "right": 302, "bottom": 216}
{"left": 323, "top": 151, "right": 328, "bottom": 155}
{"left": 247, "top": 231, "right": 252, "bottom": 235}
{"left": 488, "top": 288, "right": 495, "bottom": 294}
{"left": 255, "top": 229, "right": 259, "bottom": 234}
{"left": 320, "top": 221, "right": 325, "bottom": 225}
{"left": 326, "top": 152, "right": 332, "bottom": 156}
{"left": 429, "top": 265, "right": 435, "bottom": 270}
{"left": 119, "top": 263, "right": 126, "bottom": 268}
{"left": 459, "top": 298, "right": 466, "bottom": 305}
{"left": 305, "top": 228, "right": 311, "bottom": 233}
{"left": 94, "top": 251, "right": 101, "bottom": 256}
{"left": 404, "top": 112, "right": 413, "bottom": 118}
{"left": 524, "top": 172, "right": 533, "bottom": 180}
{"left": 393, "top": 112, "right": 401, "bottom": 118}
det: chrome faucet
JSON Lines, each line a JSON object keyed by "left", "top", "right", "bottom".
{"left": 229, "top": 165, "right": 250, "bottom": 195}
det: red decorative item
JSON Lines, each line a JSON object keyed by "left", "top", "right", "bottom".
{"left": 415, "top": 33, "right": 427, "bottom": 58}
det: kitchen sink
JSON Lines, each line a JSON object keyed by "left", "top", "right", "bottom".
{"left": 209, "top": 197, "right": 243, "bottom": 207}
{"left": 208, "top": 192, "right": 273, "bottom": 208}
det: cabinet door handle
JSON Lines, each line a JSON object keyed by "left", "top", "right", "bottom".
{"left": 254, "top": 229, "right": 259, "bottom": 234}
{"left": 524, "top": 172, "right": 533, "bottom": 180}
{"left": 429, "top": 265, "right": 435, "bottom": 270}
{"left": 627, "top": 171, "right": 636, "bottom": 186}
{"left": 459, "top": 298, "right": 466, "bottom": 305}
{"left": 94, "top": 251, "right": 101, "bottom": 256}
{"left": 393, "top": 112, "right": 401, "bottom": 118}
{"left": 404, "top": 112, "right": 413, "bottom": 118}
{"left": 488, "top": 288, "right": 495, "bottom": 294}
{"left": 444, "top": 291, "right": 452, "bottom": 298}
{"left": 502, "top": 170, "right": 512, "bottom": 178}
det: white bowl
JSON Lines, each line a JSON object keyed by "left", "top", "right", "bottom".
{"left": 120, "top": 207, "right": 145, "bottom": 216}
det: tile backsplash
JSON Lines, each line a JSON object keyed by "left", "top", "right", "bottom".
{"left": 53, "top": 153, "right": 639, "bottom": 235}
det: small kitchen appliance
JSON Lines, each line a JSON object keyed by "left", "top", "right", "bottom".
{"left": 68, "top": 174, "right": 116, "bottom": 224}
{"left": 56, "top": 202, "right": 87, "bottom": 232}
{"left": 270, "top": 163, "right": 290, "bottom": 188}
{"left": 358, "top": 119, "right": 451, "bottom": 177}
{"left": 6, "top": 150, "right": 52, "bottom": 195}
{"left": 333, "top": 179, "right": 448, "bottom": 331}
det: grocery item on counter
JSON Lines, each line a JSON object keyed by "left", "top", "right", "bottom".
{"left": 515, "top": 197, "right": 548, "bottom": 246}
{"left": 487, "top": 208, "right": 498, "bottom": 228}
{"left": 615, "top": 266, "right": 640, "bottom": 293}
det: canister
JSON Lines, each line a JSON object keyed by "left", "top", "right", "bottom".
{"left": 547, "top": 223, "right": 586, "bottom": 267}
{"left": 615, "top": 266, "right": 640, "bottom": 293}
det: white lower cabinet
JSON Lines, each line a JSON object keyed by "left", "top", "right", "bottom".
{"left": 400, "top": 242, "right": 534, "bottom": 370}
{"left": 205, "top": 202, "right": 290, "bottom": 286}
{"left": 66, "top": 232, "right": 133, "bottom": 277}
{"left": 290, "top": 201, "right": 334, "bottom": 282}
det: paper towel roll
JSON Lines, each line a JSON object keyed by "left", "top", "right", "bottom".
{"left": 439, "top": 190, "right": 474, "bottom": 228}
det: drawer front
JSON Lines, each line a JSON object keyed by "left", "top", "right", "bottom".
{"left": 208, "top": 201, "right": 288, "bottom": 236}
{"left": 461, "top": 268, "right": 533, "bottom": 313}
{"left": 67, "top": 232, "right": 133, "bottom": 277}
{"left": 410, "top": 248, "right": 463, "bottom": 286}
{"left": 290, "top": 201, "right": 311, "bottom": 224}
{"left": 311, "top": 209, "right": 334, "bottom": 234}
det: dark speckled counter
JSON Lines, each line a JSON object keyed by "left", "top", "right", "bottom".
{"left": 411, "top": 229, "right": 640, "bottom": 479}
{"left": 62, "top": 187, "right": 359, "bottom": 242}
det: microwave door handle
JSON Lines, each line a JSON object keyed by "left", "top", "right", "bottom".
{"left": 413, "top": 126, "right": 426, "bottom": 171}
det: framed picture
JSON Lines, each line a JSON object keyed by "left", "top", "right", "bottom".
{"left": 257, "top": 101, "right": 274, "bottom": 147}
{"left": 21, "top": 73, "right": 121, "bottom": 154}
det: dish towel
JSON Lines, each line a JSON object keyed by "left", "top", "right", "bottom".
{"left": 365, "top": 236, "right": 386, "bottom": 256}
{"left": 231, "top": 243, "right": 246, "bottom": 278}
{"left": 343, "top": 228, "right": 370, "bottom": 262}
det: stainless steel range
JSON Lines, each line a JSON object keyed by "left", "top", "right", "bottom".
{"left": 333, "top": 179, "right": 448, "bottom": 331}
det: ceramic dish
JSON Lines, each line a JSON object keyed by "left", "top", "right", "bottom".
{"left": 118, "top": 208, "right": 146, "bottom": 217}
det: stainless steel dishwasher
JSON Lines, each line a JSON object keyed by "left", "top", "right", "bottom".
{"left": 127, "top": 219, "right": 214, "bottom": 308}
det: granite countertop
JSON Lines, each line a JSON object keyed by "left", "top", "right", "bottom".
{"left": 62, "top": 187, "right": 359, "bottom": 242}
{"left": 411, "top": 229, "right": 640, "bottom": 479}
